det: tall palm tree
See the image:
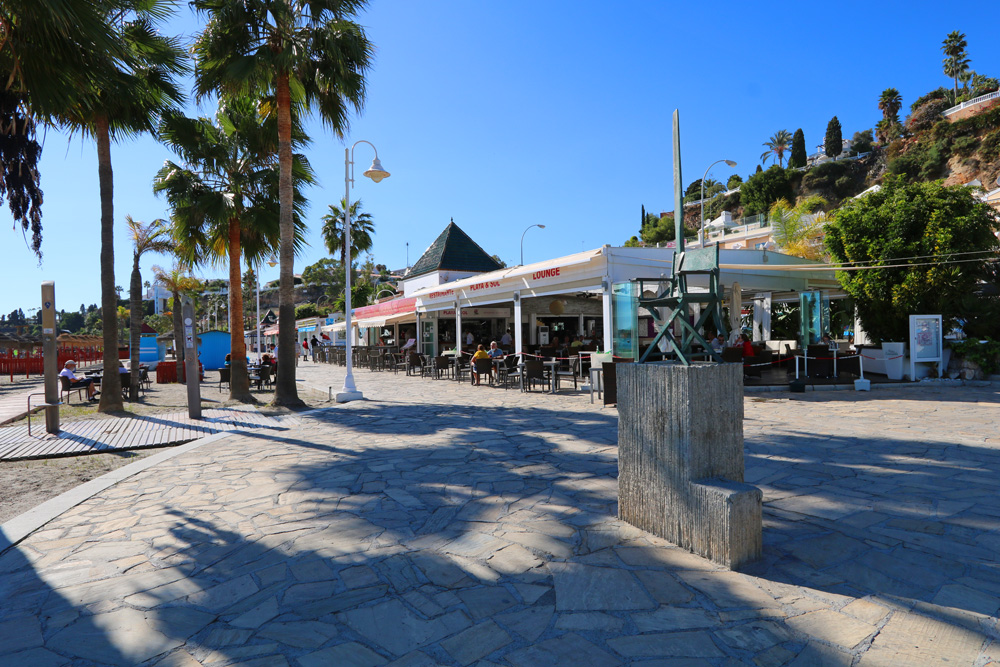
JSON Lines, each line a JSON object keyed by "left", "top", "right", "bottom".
{"left": 942, "top": 31, "right": 970, "bottom": 100}
{"left": 155, "top": 99, "right": 312, "bottom": 402}
{"left": 191, "top": 0, "right": 374, "bottom": 407}
{"left": 0, "top": 1, "right": 131, "bottom": 259}
{"left": 769, "top": 196, "right": 828, "bottom": 260}
{"left": 126, "top": 216, "right": 172, "bottom": 399}
{"left": 151, "top": 264, "right": 201, "bottom": 382}
{"left": 760, "top": 130, "right": 793, "bottom": 168}
{"left": 321, "top": 199, "right": 375, "bottom": 271}
{"left": 878, "top": 88, "right": 902, "bottom": 123}
{"left": 57, "top": 0, "right": 185, "bottom": 412}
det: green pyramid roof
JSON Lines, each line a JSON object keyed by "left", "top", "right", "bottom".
{"left": 408, "top": 220, "right": 502, "bottom": 278}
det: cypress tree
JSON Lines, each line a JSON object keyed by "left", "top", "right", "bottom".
{"left": 824, "top": 117, "right": 843, "bottom": 159}
{"left": 789, "top": 128, "right": 807, "bottom": 168}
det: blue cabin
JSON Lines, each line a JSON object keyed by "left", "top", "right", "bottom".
{"left": 198, "top": 330, "right": 232, "bottom": 370}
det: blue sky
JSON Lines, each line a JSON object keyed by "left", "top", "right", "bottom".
{"left": 3, "top": 1, "right": 997, "bottom": 318}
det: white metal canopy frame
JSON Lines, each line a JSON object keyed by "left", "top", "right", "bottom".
{"left": 338, "top": 140, "right": 390, "bottom": 404}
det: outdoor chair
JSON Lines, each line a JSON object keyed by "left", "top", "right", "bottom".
{"left": 602, "top": 362, "right": 618, "bottom": 407}
{"left": 218, "top": 367, "right": 231, "bottom": 392}
{"left": 555, "top": 355, "right": 581, "bottom": 391}
{"left": 807, "top": 344, "right": 834, "bottom": 378}
{"left": 453, "top": 356, "right": 470, "bottom": 383}
{"left": 258, "top": 365, "right": 272, "bottom": 390}
{"left": 406, "top": 352, "right": 423, "bottom": 376}
{"left": 59, "top": 375, "right": 85, "bottom": 404}
{"left": 473, "top": 358, "right": 494, "bottom": 385}
{"left": 523, "top": 359, "right": 546, "bottom": 392}
{"left": 499, "top": 355, "right": 520, "bottom": 390}
{"left": 419, "top": 354, "right": 435, "bottom": 378}
{"left": 433, "top": 356, "right": 452, "bottom": 380}
{"left": 140, "top": 367, "right": 152, "bottom": 389}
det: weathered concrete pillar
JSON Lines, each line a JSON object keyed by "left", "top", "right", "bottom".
{"left": 617, "top": 362, "right": 761, "bottom": 569}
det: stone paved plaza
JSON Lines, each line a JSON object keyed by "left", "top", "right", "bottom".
{"left": 1, "top": 362, "right": 999, "bottom": 666}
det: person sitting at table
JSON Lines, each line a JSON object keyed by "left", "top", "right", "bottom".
{"left": 261, "top": 353, "right": 272, "bottom": 366}
{"left": 822, "top": 333, "right": 837, "bottom": 350}
{"left": 224, "top": 353, "right": 232, "bottom": 367}
{"left": 570, "top": 335, "right": 583, "bottom": 349}
{"left": 59, "top": 360, "right": 98, "bottom": 401}
{"left": 739, "top": 333, "right": 754, "bottom": 357}
{"left": 487, "top": 341, "right": 504, "bottom": 359}
{"left": 471, "top": 344, "right": 490, "bottom": 386}
{"left": 710, "top": 334, "right": 725, "bottom": 354}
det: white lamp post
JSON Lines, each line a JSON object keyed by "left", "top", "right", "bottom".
{"left": 520, "top": 224, "right": 546, "bottom": 266}
{"left": 699, "top": 159, "right": 737, "bottom": 246}
{"left": 337, "top": 140, "right": 390, "bottom": 403}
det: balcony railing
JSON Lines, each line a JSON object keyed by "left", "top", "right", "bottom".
{"left": 943, "top": 90, "right": 1000, "bottom": 117}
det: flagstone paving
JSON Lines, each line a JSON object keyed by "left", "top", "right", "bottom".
{"left": 0, "top": 362, "right": 999, "bottom": 665}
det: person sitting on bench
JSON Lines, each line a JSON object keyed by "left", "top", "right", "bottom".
{"left": 59, "top": 360, "right": 98, "bottom": 401}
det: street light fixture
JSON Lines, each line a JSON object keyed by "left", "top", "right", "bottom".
{"left": 700, "top": 159, "right": 737, "bottom": 246}
{"left": 520, "top": 224, "right": 546, "bottom": 266}
{"left": 338, "top": 140, "right": 390, "bottom": 403}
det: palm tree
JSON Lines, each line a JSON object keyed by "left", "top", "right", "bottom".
{"left": 878, "top": 88, "right": 902, "bottom": 124}
{"left": 126, "top": 216, "right": 172, "bottom": 399}
{"left": 56, "top": 0, "right": 185, "bottom": 413}
{"left": 769, "top": 196, "right": 828, "bottom": 260}
{"left": 760, "top": 130, "right": 793, "bottom": 168}
{"left": 151, "top": 264, "right": 201, "bottom": 382}
{"left": 191, "top": 0, "right": 374, "bottom": 407}
{"left": 942, "top": 31, "right": 970, "bottom": 100}
{"left": 155, "top": 99, "right": 313, "bottom": 402}
{"left": 0, "top": 1, "right": 132, "bottom": 260}
{"left": 321, "top": 199, "right": 375, "bottom": 271}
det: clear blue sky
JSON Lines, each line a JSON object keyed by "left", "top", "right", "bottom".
{"left": 3, "top": 1, "right": 996, "bottom": 318}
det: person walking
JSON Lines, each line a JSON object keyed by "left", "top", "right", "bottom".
{"left": 310, "top": 335, "right": 320, "bottom": 362}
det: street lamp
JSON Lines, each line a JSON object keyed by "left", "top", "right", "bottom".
{"left": 700, "top": 159, "right": 737, "bottom": 246}
{"left": 338, "top": 140, "right": 390, "bottom": 403}
{"left": 254, "top": 255, "right": 277, "bottom": 363}
{"left": 520, "top": 224, "right": 546, "bottom": 266}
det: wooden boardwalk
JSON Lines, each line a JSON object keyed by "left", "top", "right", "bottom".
{"left": 0, "top": 407, "right": 296, "bottom": 461}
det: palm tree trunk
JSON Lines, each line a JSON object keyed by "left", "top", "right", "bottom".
{"left": 129, "top": 258, "right": 141, "bottom": 400}
{"left": 273, "top": 70, "right": 302, "bottom": 406}
{"left": 172, "top": 289, "right": 185, "bottom": 383}
{"left": 228, "top": 215, "right": 253, "bottom": 402}
{"left": 95, "top": 114, "right": 122, "bottom": 412}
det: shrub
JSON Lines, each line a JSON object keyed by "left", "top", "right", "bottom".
{"left": 850, "top": 129, "right": 874, "bottom": 155}
{"left": 910, "top": 87, "right": 949, "bottom": 113}
{"left": 726, "top": 173, "right": 743, "bottom": 189}
{"left": 953, "top": 135, "right": 980, "bottom": 156}
{"left": 887, "top": 139, "right": 950, "bottom": 181}
{"left": 740, "top": 165, "right": 792, "bottom": 215}
{"left": 834, "top": 176, "right": 854, "bottom": 196}
{"left": 980, "top": 129, "right": 1000, "bottom": 162}
{"left": 906, "top": 98, "right": 951, "bottom": 133}
{"left": 705, "top": 191, "right": 740, "bottom": 220}
{"left": 802, "top": 161, "right": 850, "bottom": 192}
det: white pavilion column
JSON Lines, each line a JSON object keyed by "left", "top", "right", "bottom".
{"left": 529, "top": 312, "right": 537, "bottom": 345}
{"left": 578, "top": 313, "right": 585, "bottom": 336}
{"left": 602, "top": 279, "right": 613, "bottom": 353}
{"left": 513, "top": 292, "right": 522, "bottom": 353}
{"left": 454, "top": 301, "right": 462, "bottom": 353}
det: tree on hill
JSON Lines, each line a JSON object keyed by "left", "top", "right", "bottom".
{"left": 850, "top": 129, "right": 874, "bottom": 155}
{"left": 741, "top": 165, "right": 793, "bottom": 215}
{"left": 788, "top": 129, "right": 807, "bottom": 168}
{"left": 942, "top": 31, "right": 970, "bottom": 100}
{"left": 761, "top": 130, "right": 792, "bottom": 168}
{"left": 878, "top": 88, "right": 902, "bottom": 125}
{"left": 824, "top": 177, "right": 1000, "bottom": 342}
{"left": 727, "top": 174, "right": 743, "bottom": 189}
{"left": 824, "top": 117, "right": 843, "bottom": 159}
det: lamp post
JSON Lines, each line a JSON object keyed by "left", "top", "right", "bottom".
{"left": 255, "top": 255, "right": 277, "bottom": 363}
{"left": 338, "top": 140, "right": 390, "bottom": 403}
{"left": 520, "top": 224, "right": 546, "bottom": 266}
{"left": 699, "top": 159, "right": 737, "bottom": 246}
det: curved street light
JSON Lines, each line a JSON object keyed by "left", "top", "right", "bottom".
{"left": 338, "top": 140, "right": 390, "bottom": 403}
{"left": 700, "top": 159, "right": 737, "bottom": 246}
{"left": 520, "top": 224, "right": 546, "bottom": 266}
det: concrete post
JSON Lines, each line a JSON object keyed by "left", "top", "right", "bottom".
{"left": 41, "top": 282, "right": 59, "bottom": 434}
{"left": 617, "top": 362, "right": 761, "bottom": 569}
{"left": 182, "top": 297, "right": 201, "bottom": 419}
{"left": 513, "top": 292, "right": 522, "bottom": 353}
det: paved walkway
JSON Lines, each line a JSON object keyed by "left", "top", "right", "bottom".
{"left": 0, "top": 363, "right": 998, "bottom": 665}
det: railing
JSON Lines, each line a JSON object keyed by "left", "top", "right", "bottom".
{"left": 943, "top": 90, "right": 1000, "bottom": 117}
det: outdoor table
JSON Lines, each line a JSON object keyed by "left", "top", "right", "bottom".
{"left": 543, "top": 359, "right": 559, "bottom": 393}
{"left": 589, "top": 366, "right": 603, "bottom": 403}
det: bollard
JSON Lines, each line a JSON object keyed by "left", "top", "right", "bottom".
{"left": 617, "top": 362, "right": 762, "bottom": 569}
